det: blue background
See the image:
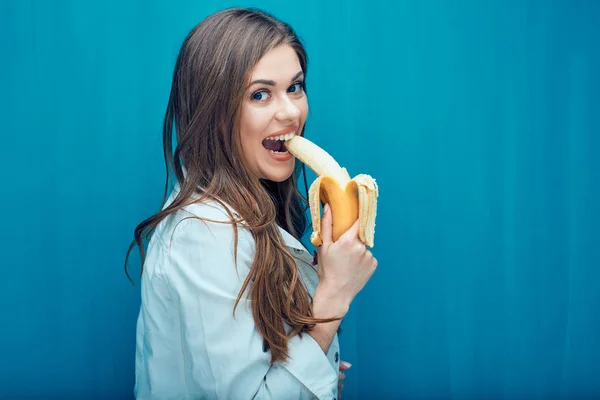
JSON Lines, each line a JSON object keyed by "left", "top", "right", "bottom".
{"left": 1, "top": 0, "right": 598, "bottom": 398}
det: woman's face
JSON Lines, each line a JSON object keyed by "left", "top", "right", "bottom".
{"left": 239, "top": 44, "right": 308, "bottom": 182}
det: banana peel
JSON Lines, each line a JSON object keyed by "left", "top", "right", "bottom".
{"left": 285, "top": 135, "right": 378, "bottom": 248}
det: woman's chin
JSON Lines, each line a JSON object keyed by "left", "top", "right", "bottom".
{"left": 260, "top": 161, "right": 296, "bottom": 182}
{"left": 262, "top": 171, "right": 294, "bottom": 183}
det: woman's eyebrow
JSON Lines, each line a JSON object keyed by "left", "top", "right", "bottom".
{"left": 249, "top": 71, "right": 304, "bottom": 87}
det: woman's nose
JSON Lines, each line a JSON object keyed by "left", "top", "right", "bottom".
{"left": 275, "top": 97, "right": 301, "bottom": 121}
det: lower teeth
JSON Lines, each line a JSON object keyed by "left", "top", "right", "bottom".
{"left": 269, "top": 150, "right": 288, "bottom": 154}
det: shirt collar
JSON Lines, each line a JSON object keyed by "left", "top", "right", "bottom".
{"left": 277, "top": 225, "right": 308, "bottom": 252}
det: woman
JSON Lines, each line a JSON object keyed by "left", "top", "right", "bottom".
{"left": 125, "top": 7, "right": 377, "bottom": 399}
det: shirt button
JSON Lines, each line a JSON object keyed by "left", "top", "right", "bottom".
{"left": 334, "top": 351, "right": 339, "bottom": 362}
{"left": 293, "top": 248, "right": 302, "bottom": 253}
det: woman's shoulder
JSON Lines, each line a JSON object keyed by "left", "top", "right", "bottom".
{"left": 182, "top": 198, "right": 239, "bottom": 222}
{"left": 145, "top": 191, "right": 257, "bottom": 285}
{"left": 162, "top": 185, "right": 241, "bottom": 221}
{"left": 152, "top": 189, "right": 252, "bottom": 250}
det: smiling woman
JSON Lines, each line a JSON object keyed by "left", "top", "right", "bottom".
{"left": 239, "top": 44, "right": 307, "bottom": 180}
{"left": 124, "top": 7, "right": 377, "bottom": 399}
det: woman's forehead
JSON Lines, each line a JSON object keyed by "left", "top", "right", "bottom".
{"left": 248, "top": 44, "right": 302, "bottom": 85}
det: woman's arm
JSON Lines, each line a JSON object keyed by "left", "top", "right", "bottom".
{"left": 308, "top": 288, "right": 346, "bottom": 354}
{"left": 150, "top": 204, "right": 338, "bottom": 399}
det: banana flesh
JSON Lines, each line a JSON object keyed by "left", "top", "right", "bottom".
{"left": 285, "top": 135, "right": 378, "bottom": 248}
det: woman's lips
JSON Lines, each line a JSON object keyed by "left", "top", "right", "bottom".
{"left": 265, "top": 147, "right": 293, "bottom": 161}
{"left": 261, "top": 126, "right": 297, "bottom": 162}
{"left": 266, "top": 125, "right": 298, "bottom": 138}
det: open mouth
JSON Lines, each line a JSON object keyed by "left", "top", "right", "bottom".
{"left": 261, "top": 132, "right": 295, "bottom": 154}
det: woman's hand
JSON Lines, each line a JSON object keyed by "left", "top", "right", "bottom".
{"left": 314, "top": 203, "right": 378, "bottom": 316}
{"left": 308, "top": 204, "right": 378, "bottom": 354}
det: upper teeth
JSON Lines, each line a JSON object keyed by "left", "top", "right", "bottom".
{"left": 266, "top": 132, "right": 296, "bottom": 141}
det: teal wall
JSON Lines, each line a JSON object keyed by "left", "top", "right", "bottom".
{"left": 1, "top": 0, "right": 598, "bottom": 398}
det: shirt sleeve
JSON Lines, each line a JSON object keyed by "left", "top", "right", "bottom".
{"left": 158, "top": 206, "right": 338, "bottom": 399}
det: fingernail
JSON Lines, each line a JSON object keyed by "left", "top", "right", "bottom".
{"left": 340, "top": 361, "right": 352, "bottom": 369}
{"left": 324, "top": 204, "right": 330, "bottom": 214}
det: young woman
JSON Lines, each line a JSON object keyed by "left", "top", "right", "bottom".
{"left": 125, "top": 7, "right": 377, "bottom": 399}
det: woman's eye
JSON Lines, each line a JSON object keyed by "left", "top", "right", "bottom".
{"left": 252, "top": 91, "right": 269, "bottom": 101}
{"left": 288, "top": 82, "right": 304, "bottom": 93}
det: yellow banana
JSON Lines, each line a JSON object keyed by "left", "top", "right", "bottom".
{"left": 285, "top": 135, "right": 378, "bottom": 248}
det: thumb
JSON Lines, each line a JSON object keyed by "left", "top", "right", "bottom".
{"left": 320, "top": 203, "right": 333, "bottom": 247}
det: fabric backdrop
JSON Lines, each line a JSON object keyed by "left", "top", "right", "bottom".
{"left": 1, "top": 0, "right": 598, "bottom": 398}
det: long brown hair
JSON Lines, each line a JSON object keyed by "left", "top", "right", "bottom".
{"left": 124, "top": 7, "right": 339, "bottom": 363}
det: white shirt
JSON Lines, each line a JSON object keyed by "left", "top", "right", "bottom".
{"left": 134, "top": 190, "right": 340, "bottom": 399}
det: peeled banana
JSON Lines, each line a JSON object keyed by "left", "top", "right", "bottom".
{"left": 285, "top": 135, "right": 378, "bottom": 248}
